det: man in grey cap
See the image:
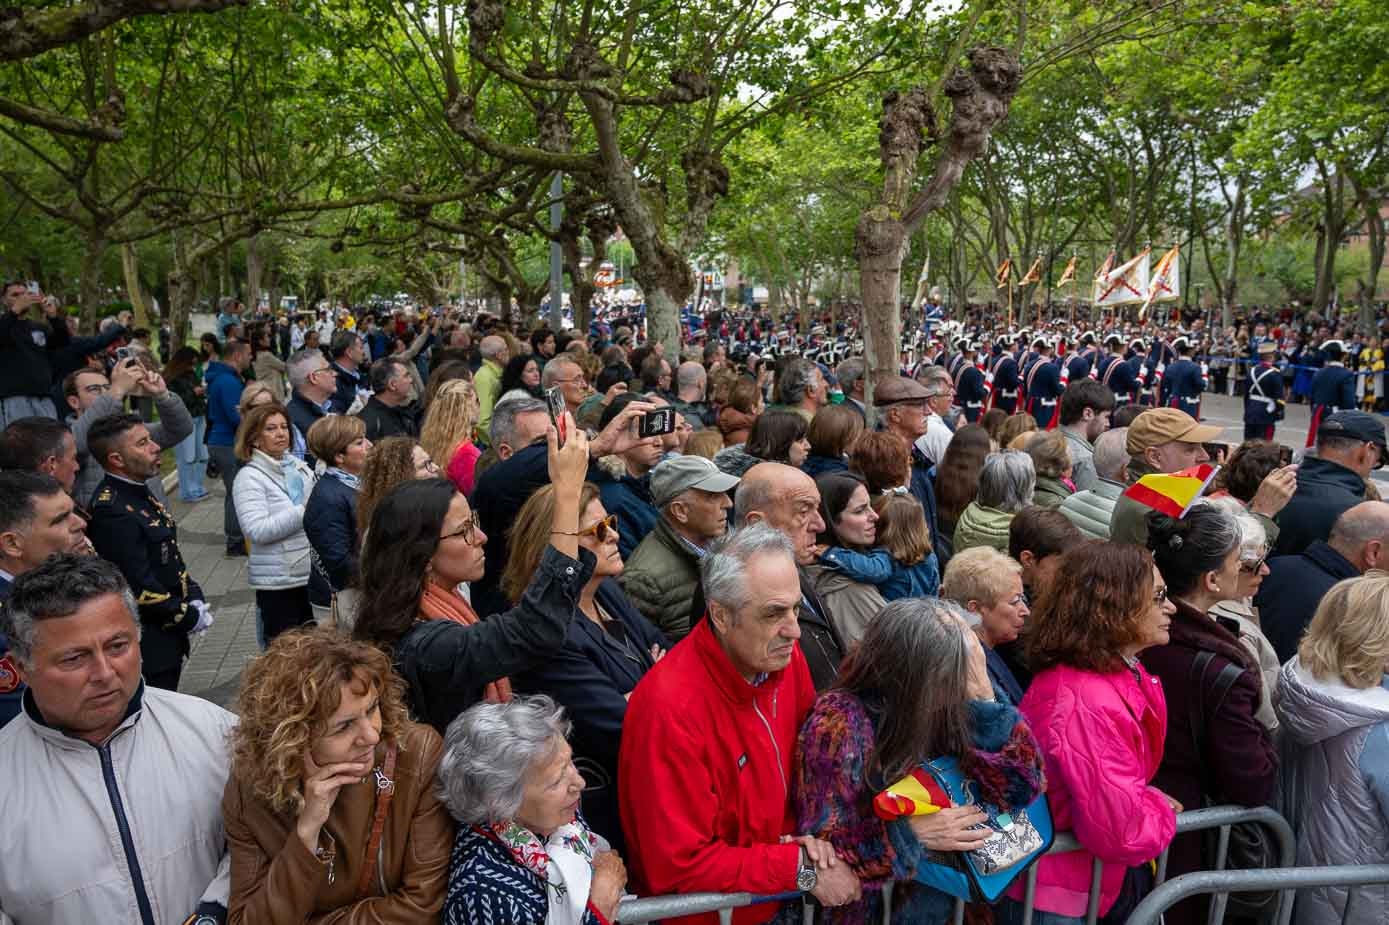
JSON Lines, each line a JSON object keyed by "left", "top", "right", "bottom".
{"left": 620, "top": 454, "right": 739, "bottom": 640}
{"left": 1273, "top": 409, "right": 1387, "bottom": 557}
{"left": 874, "top": 375, "right": 947, "bottom": 564}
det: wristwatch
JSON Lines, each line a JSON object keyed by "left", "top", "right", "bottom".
{"left": 796, "top": 847, "right": 818, "bottom": 892}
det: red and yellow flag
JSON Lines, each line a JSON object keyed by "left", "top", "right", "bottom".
{"left": 1057, "top": 255, "right": 1077, "bottom": 287}
{"left": 995, "top": 259, "right": 1012, "bottom": 289}
{"left": 1019, "top": 257, "right": 1042, "bottom": 286}
{"left": 873, "top": 767, "right": 954, "bottom": 821}
{"left": 1122, "top": 464, "right": 1220, "bottom": 519}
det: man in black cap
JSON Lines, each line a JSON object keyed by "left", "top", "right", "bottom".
{"left": 1305, "top": 339, "right": 1357, "bottom": 448}
{"left": 1273, "top": 409, "right": 1387, "bottom": 558}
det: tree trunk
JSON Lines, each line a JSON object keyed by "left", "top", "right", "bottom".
{"left": 245, "top": 234, "right": 264, "bottom": 310}
{"left": 120, "top": 241, "right": 153, "bottom": 328}
{"left": 167, "top": 232, "right": 199, "bottom": 347}
{"left": 79, "top": 230, "right": 109, "bottom": 333}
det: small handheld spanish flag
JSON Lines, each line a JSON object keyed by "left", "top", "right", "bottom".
{"left": 1121, "top": 464, "right": 1220, "bottom": 519}
{"left": 873, "top": 767, "right": 954, "bottom": 820}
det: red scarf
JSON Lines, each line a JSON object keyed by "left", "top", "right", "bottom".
{"left": 419, "top": 579, "right": 513, "bottom": 704}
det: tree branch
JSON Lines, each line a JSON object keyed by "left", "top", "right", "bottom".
{"left": 0, "top": 0, "right": 250, "bottom": 61}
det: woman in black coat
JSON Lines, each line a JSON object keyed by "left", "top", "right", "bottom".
{"left": 302, "top": 416, "right": 369, "bottom": 625}
{"left": 503, "top": 480, "right": 669, "bottom": 852}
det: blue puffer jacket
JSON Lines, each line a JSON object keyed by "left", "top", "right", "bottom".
{"left": 595, "top": 469, "right": 659, "bottom": 561}
{"left": 204, "top": 361, "right": 244, "bottom": 446}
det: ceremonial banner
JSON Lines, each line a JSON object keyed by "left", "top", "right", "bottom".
{"left": 1019, "top": 257, "right": 1042, "bottom": 286}
{"left": 1140, "top": 245, "right": 1181, "bottom": 318}
{"left": 1094, "top": 252, "right": 1115, "bottom": 282}
{"left": 1093, "top": 248, "right": 1151, "bottom": 307}
{"left": 995, "top": 259, "right": 1011, "bottom": 289}
{"left": 1057, "top": 255, "right": 1077, "bottom": 287}
{"left": 910, "top": 255, "right": 931, "bottom": 311}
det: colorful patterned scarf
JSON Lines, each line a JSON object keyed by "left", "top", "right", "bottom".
{"left": 488, "top": 819, "right": 608, "bottom": 925}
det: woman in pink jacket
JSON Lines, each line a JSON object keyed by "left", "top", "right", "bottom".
{"left": 999, "top": 542, "right": 1180, "bottom": 925}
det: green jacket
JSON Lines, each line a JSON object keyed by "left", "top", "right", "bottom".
{"left": 1060, "top": 478, "right": 1124, "bottom": 539}
{"left": 1033, "top": 475, "right": 1075, "bottom": 510}
{"left": 474, "top": 358, "right": 504, "bottom": 445}
{"left": 619, "top": 517, "right": 704, "bottom": 640}
{"left": 953, "top": 502, "right": 1015, "bottom": 554}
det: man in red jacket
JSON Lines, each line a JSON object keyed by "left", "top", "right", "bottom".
{"left": 618, "top": 523, "right": 861, "bottom": 924}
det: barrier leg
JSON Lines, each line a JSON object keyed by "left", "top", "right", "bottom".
{"left": 1021, "top": 863, "right": 1038, "bottom": 925}
{"left": 1207, "top": 825, "right": 1232, "bottom": 925}
{"left": 881, "top": 881, "right": 893, "bottom": 925}
{"left": 1155, "top": 845, "right": 1171, "bottom": 887}
{"left": 952, "top": 897, "right": 965, "bottom": 925}
{"left": 1085, "top": 857, "right": 1104, "bottom": 925}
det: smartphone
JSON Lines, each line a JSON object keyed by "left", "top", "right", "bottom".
{"left": 26, "top": 281, "right": 39, "bottom": 294}
{"left": 1278, "top": 445, "right": 1294, "bottom": 467}
{"left": 638, "top": 408, "right": 676, "bottom": 439}
{"left": 115, "top": 346, "right": 135, "bottom": 362}
{"left": 1202, "top": 442, "right": 1229, "bottom": 464}
{"left": 545, "top": 386, "right": 567, "bottom": 447}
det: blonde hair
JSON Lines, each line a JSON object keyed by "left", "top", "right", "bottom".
{"left": 233, "top": 403, "right": 289, "bottom": 463}
{"left": 238, "top": 380, "right": 276, "bottom": 414}
{"left": 503, "top": 482, "right": 602, "bottom": 603}
{"left": 873, "top": 493, "right": 931, "bottom": 566}
{"left": 940, "top": 545, "right": 1023, "bottom": 609}
{"left": 997, "top": 413, "right": 1038, "bottom": 451}
{"left": 1025, "top": 429, "right": 1072, "bottom": 479}
{"left": 306, "top": 415, "right": 366, "bottom": 469}
{"left": 419, "top": 379, "right": 477, "bottom": 471}
{"left": 684, "top": 430, "right": 724, "bottom": 459}
{"left": 1299, "top": 574, "right": 1389, "bottom": 689}
{"left": 230, "top": 627, "right": 411, "bottom": 815}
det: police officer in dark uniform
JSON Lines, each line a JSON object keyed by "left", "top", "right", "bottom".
{"left": 84, "top": 413, "right": 207, "bottom": 691}
{"left": 990, "top": 336, "right": 1022, "bottom": 414}
{"left": 1026, "top": 338, "right": 1064, "bottom": 429}
{"left": 1244, "top": 339, "right": 1285, "bottom": 440}
{"left": 955, "top": 339, "right": 989, "bottom": 423}
{"left": 1305, "top": 339, "right": 1358, "bottom": 447}
{"left": 1161, "top": 336, "right": 1208, "bottom": 420}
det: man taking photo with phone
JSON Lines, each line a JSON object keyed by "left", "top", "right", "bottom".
{"left": 1, "top": 281, "right": 70, "bottom": 429}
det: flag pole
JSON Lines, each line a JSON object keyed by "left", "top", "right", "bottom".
{"left": 1006, "top": 278, "right": 1013, "bottom": 329}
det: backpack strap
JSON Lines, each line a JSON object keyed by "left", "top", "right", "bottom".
{"left": 1188, "top": 650, "right": 1247, "bottom": 799}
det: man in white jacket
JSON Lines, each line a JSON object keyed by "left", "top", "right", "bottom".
{"left": 0, "top": 555, "right": 235, "bottom": 925}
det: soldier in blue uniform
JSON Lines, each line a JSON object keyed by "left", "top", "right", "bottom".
{"left": 1142, "top": 336, "right": 1176, "bottom": 406}
{"left": 1026, "top": 339, "right": 1064, "bottom": 429}
{"left": 1066, "top": 331, "right": 1098, "bottom": 383}
{"left": 84, "top": 413, "right": 208, "bottom": 691}
{"left": 1305, "top": 339, "right": 1358, "bottom": 447}
{"left": 1098, "top": 334, "right": 1140, "bottom": 406}
{"left": 1161, "top": 336, "right": 1208, "bottom": 420}
{"left": 954, "top": 339, "right": 989, "bottom": 423}
{"left": 1244, "top": 339, "right": 1285, "bottom": 440}
{"left": 989, "top": 337, "right": 1022, "bottom": 414}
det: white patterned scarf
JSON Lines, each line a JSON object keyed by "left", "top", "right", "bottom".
{"left": 490, "top": 818, "right": 610, "bottom": 925}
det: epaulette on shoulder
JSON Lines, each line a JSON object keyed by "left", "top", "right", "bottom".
{"left": 93, "top": 486, "right": 115, "bottom": 506}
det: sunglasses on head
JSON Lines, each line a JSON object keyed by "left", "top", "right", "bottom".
{"left": 579, "top": 514, "right": 618, "bottom": 543}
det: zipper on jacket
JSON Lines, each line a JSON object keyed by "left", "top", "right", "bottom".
{"left": 752, "top": 698, "right": 788, "bottom": 798}
{"left": 98, "top": 743, "right": 157, "bottom": 925}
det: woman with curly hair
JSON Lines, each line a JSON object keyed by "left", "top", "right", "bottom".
{"left": 222, "top": 627, "right": 454, "bottom": 922}
{"left": 998, "top": 542, "right": 1179, "bottom": 924}
{"left": 356, "top": 437, "right": 438, "bottom": 534}
{"left": 419, "top": 379, "right": 482, "bottom": 496}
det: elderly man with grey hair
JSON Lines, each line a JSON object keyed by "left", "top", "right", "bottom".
{"left": 912, "top": 364, "right": 958, "bottom": 467}
{"left": 777, "top": 357, "right": 828, "bottom": 423}
{"left": 0, "top": 554, "right": 236, "bottom": 925}
{"left": 835, "top": 357, "right": 867, "bottom": 421}
{"left": 619, "top": 523, "right": 861, "bottom": 917}
{"left": 1060, "top": 427, "right": 1129, "bottom": 539}
{"left": 474, "top": 334, "right": 511, "bottom": 445}
{"left": 327, "top": 329, "right": 366, "bottom": 413}
{"left": 954, "top": 450, "right": 1036, "bottom": 553}
{"left": 672, "top": 360, "right": 712, "bottom": 429}
{"left": 285, "top": 346, "right": 336, "bottom": 466}
{"left": 437, "top": 694, "right": 629, "bottom": 924}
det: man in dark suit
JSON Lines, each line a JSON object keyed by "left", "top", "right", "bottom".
{"left": 0, "top": 471, "right": 90, "bottom": 725}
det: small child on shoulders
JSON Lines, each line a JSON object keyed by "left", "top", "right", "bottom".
{"left": 820, "top": 491, "right": 940, "bottom": 600}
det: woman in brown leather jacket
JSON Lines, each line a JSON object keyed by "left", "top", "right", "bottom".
{"left": 222, "top": 627, "right": 455, "bottom": 923}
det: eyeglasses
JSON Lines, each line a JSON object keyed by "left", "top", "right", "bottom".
{"left": 1239, "top": 553, "right": 1268, "bottom": 574}
{"left": 552, "top": 376, "right": 589, "bottom": 387}
{"left": 440, "top": 516, "right": 482, "bottom": 546}
{"left": 414, "top": 457, "right": 440, "bottom": 476}
{"left": 578, "top": 514, "right": 618, "bottom": 543}
{"left": 1153, "top": 586, "right": 1169, "bottom": 603}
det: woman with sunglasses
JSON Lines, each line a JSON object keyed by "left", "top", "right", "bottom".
{"left": 1141, "top": 503, "right": 1279, "bottom": 925}
{"left": 500, "top": 482, "right": 668, "bottom": 852}
{"left": 353, "top": 416, "right": 595, "bottom": 735}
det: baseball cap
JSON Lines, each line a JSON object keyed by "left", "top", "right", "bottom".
{"left": 650, "top": 455, "right": 741, "bottom": 506}
{"left": 873, "top": 376, "right": 932, "bottom": 406}
{"left": 1317, "top": 410, "right": 1389, "bottom": 466}
{"left": 1126, "top": 408, "right": 1223, "bottom": 456}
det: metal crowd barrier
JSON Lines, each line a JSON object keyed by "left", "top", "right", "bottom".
{"left": 615, "top": 805, "right": 1294, "bottom": 924}
{"left": 1125, "top": 864, "right": 1389, "bottom": 925}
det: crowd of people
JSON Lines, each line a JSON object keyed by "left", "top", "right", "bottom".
{"left": 3, "top": 280, "right": 1389, "bottom": 925}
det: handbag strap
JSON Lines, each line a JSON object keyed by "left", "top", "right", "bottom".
{"left": 1187, "top": 650, "right": 1244, "bottom": 800}
{"left": 355, "top": 742, "right": 398, "bottom": 900}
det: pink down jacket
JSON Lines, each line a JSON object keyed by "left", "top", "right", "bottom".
{"left": 1006, "top": 661, "right": 1178, "bottom": 917}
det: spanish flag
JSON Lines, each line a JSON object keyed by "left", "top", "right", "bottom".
{"left": 1122, "top": 464, "right": 1221, "bottom": 519}
{"left": 1019, "top": 256, "right": 1042, "bottom": 286}
{"left": 995, "top": 259, "right": 1012, "bottom": 289}
{"left": 873, "top": 767, "right": 954, "bottom": 820}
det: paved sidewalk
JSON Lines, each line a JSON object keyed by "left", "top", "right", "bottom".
{"left": 168, "top": 485, "right": 259, "bottom": 709}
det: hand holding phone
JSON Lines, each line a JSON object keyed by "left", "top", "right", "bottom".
{"left": 546, "top": 386, "right": 568, "bottom": 448}
{"left": 637, "top": 408, "right": 676, "bottom": 439}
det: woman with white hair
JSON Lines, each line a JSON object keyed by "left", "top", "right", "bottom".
{"left": 1278, "top": 575, "right": 1389, "bottom": 925}
{"left": 1205, "top": 495, "right": 1279, "bottom": 732}
{"left": 438, "top": 695, "right": 627, "bottom": 925}
{"left": 952, "top": 451, "right": 1035, "bottom": 554}
{"left": 940, "top": 546, "right": 1030, "bottom": 704}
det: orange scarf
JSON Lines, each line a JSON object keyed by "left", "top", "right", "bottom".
{"left": 419, "top": 579, "right": 513, "bottom": 704}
